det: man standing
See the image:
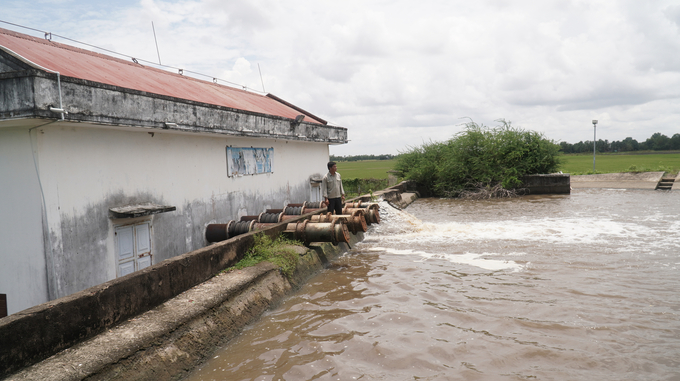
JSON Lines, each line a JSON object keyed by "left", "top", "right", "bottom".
{"left": 322, "top": 161, "right": 345, "bottom": 215}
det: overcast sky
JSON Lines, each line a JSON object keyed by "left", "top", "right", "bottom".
{"left": 3, "top": 0, "right": 680, "bottom": 155}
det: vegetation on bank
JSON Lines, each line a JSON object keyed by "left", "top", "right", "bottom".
{"left": 332, "top": 128, "right": 680, "bottom": 197}
{"left": 336, "top": 153, "right": 680, "bottom": 179}
{"left": 225, "top": 234, "right": 303, "bottom": 280}
{"left": 394, "top": 120, "right": 561, "bottom": 197}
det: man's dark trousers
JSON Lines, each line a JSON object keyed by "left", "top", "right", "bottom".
{"left": 327, "top": 197, "right": 343, "bottom": 215}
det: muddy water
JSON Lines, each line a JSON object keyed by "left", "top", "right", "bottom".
{"left": 186, "top": 189, "right": 680, "bottom": 380}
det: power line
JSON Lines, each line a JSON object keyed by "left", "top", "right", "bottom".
{"left": 0, "top": 19, "right": 265, "bottom": 94}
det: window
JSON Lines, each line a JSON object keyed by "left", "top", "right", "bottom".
{"left": 115, "top": 222, "right": 152, "bottom": 277}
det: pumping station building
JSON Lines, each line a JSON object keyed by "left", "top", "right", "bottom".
{"left": 0, "top": 27, "right": 348, "bottom": 317}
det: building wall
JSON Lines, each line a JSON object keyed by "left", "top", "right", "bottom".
{"left": 7, "top": 122, "right": 329, "bottom": 309}
{"left": 0, "top": 127, "right": 50, "bottom": 314}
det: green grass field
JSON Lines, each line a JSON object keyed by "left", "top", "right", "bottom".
{"left": 558, "top": 153, "right": 680, "bottom": 175}
{"left": 336, "top": 160, "right": 397, "bottom": 179}
{"left": 337, "top": 153, "right": 680, "bottom": 179}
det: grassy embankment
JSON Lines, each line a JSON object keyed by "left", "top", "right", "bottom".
{"left": 337, "top": 153, "right": 680, "bottom": 181}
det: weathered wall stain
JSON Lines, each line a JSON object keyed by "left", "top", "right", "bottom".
{"left": 47, "top": 182, "right": 314, "bottom": 300}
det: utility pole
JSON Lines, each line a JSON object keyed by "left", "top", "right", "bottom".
{"left": 592, "top": 120, "right": 598, "bottom": 172}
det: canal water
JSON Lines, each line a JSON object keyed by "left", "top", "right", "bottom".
{"left": 186, "top": 189, "right": 680, "bottom": 380}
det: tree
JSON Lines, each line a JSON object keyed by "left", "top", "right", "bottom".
{"left": 670, "top": 134, "right": 680, "bottom": 150}
{"left": 644, "top": 133, "right": 671, "bottom": 151}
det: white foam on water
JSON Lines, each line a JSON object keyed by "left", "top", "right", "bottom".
{"left": 368, "top": 201, "right": 660, "bottom": 247}
{"left": 367, "top": 247, "right": 524, "bottom": 272}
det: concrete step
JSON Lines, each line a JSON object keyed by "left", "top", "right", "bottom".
{"left": 656, "top": 178, "right": 675, "bottom": 190}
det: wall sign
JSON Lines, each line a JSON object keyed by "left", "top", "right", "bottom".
{"left": 226, "top": 146, "right": 274, "bottom": 176}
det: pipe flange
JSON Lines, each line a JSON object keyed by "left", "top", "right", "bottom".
{"left": 225, "top": 220, "right": 235, "bottom": 239}
{"left": 299, "top": 219, "right": 308, "bottom": 243}
{"left": 329, "top": 219, "right": 338, "bottom": 244}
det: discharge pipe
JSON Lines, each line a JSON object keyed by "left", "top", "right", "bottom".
{"left": 310, "top": 212, "right": 367, "bottom": 234}
{"left": 342, "top": 206, "right": 380, "bottom": 225}
{"left": 206, "top": 219, "right": 350, "bottom": 244}
{"left": 205, "top": 220, "right": 256, "bottom": 243}
{"left": 284, "top": 219, "right": 350, "bottom": 244}
{"left": 344, "top": 202, "right": 379, "bottom": 210}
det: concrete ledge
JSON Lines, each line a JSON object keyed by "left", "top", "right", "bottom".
{"left": 570, "top": 172, "right": 664, "bottom": 189}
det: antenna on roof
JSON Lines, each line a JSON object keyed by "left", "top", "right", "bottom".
{"left": 258, "top": 63, "right": 266, "bottom": 93}
{"left": 152, "top": 21, "right": 162, "bottom": 65}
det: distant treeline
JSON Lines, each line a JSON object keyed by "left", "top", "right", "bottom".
{"left": 560, "top": 132, "right": 680, "bottom": 154}
{"left": 333, "top": 133, "right": 680, "bottom": 159}
{"left": 330, "top": 154, "right": 397, "bottom": 162}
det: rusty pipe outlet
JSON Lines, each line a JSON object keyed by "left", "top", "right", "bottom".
{"left": 344, "top": 202, "right": 379, "bottom": 210}
{"left": 310, "top": 213, "right": 367, "bottom": 234}
{"left": 284, "top": 220, "right": 350, "bottom": 244}
{"left": 342, "top": 207, "right": 380, "bottom": 225}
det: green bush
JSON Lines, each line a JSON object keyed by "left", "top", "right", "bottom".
{"left": 395, "top": 120, "right": 562, "bottom": 197}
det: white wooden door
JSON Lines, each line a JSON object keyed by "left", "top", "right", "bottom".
{"left": 116, "top": 222, "right": 152, "bottom": 277}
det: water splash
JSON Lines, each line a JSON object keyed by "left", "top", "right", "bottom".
{"left": 360, "top": 201, "right": 524, "bottom": 271}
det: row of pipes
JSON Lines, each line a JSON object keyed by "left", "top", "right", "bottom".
{"left": 205, "top": 201, "right": 381, "bottom": 245}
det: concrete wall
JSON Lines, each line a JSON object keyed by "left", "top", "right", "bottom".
{"left": 522, "top": 174, "right": 571, "bottom": 194}
{"left": 0, "top": 121, "right": 330, "bottom": 314}
{"left": 0, "top": 127, "right": 50, "bottom": 314}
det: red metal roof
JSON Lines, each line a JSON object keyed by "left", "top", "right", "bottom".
{"left": 0, "top": 27, "right": 326, "bottom": 124}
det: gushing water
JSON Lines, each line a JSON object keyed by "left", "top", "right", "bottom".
{"left": 186, "top": 189, "right": 680, "bottom": 380}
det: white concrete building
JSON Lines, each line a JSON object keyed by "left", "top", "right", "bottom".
{"left": 0, "top": 28, "right": 347, "bottom": 315}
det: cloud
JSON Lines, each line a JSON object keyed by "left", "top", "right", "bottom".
{"left": 4, "top": 0, "right": 679, "bottom": 155}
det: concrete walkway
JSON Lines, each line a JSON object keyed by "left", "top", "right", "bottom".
{"left": 570, "top": 172, "right": 666, "bottom": 189}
